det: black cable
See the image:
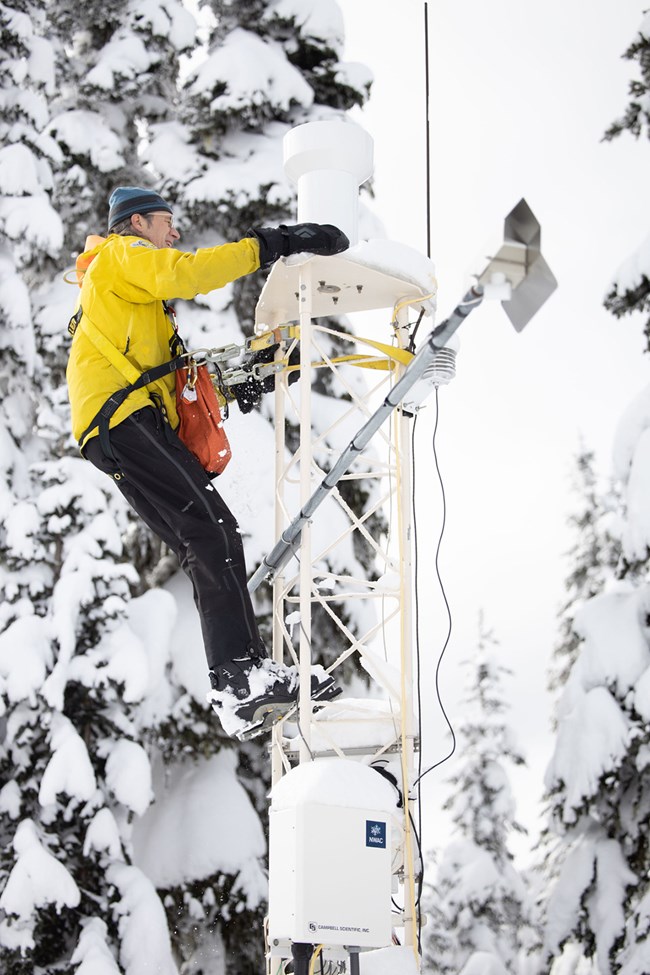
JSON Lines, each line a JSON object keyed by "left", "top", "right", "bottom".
{"left": 414, "top": 386, "right": 456, "bottom": 788}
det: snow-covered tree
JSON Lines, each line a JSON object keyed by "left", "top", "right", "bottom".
{"left": 603, "top": 12, "right": 650, "bottom": 347}
{"left": 539, "top": 16, "right": 650, "bottom": 973}
{"left": 422, "top": 619, "right": 533, "bottom": 975}
{"left": 0, "top": 0, "right": 62, "bottom": 365}
{"left": 0, "top": 4, "right": 264, "bottom": 973}
{"left": 535, "top": 448, "right": 623, "bottom": 975}
{"left": 549, "top": 448, "right": 621, "bottom": 694}
{"left": 539, "top": 542, "right": 650, "bottom": 973}
{"left": 603, "top": 11, "right": 650, "bottom": 144}
{"left": 3, "top": 2, "right": 379, "bottom": 973}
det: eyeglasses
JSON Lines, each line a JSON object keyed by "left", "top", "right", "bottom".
{"left": 146, "top": 211, "right": 176, "bottom": 229}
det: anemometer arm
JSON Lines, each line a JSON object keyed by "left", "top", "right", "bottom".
{"left": 248, "top": 197, "right": 557, "bottom": 594}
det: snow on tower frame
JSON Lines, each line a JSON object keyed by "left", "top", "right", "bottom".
{"left": 251, "top": 120, "right": 556, "bottom": 975}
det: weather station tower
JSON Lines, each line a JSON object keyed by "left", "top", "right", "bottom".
{"left": 241, "top": 119, "right": 556, "bottom": 975}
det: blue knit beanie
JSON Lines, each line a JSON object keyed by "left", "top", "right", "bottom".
{"left": 108, "top": 186, "right": 172, "bottom": 231}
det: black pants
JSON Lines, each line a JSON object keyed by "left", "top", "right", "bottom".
{"left": 85, "top": 407, "right": 264, "bottom": 672}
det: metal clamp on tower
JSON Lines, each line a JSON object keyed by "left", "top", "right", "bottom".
{"left": 251, "top": 120, "right": 556, "bottom": 975}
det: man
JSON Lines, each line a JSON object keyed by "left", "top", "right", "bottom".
{"left": 67, "top": 185, "right": 348, "bottom": 738}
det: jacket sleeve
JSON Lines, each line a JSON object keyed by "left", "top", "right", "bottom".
{"left": 111, "top": 237, "right": 261, "bottom": 302}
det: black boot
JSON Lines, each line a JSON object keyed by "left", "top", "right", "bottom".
{"left": 208, "top": 653, "right": 339, "bottom": 739}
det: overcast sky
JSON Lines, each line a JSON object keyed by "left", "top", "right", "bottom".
{"left": 338, "top": 0, "right": 650, "bottom": 856}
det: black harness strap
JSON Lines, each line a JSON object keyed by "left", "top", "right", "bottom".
{"left": 79, "top": 355, "right": 186, "bottom": 460}
{"left": 76, "top": 300, "right": 190, "bottom": 461}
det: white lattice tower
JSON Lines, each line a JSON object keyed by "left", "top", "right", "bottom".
{"left": 255, "top": 120, "right": 438, "bottom": 973}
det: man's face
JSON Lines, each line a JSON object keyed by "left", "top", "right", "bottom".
{"left": 131, "top": 211, "right": 180, "bottom": 249}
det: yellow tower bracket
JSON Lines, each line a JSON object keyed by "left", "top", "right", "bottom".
{"left": 250, "top": 324, "right": 416, "bottom": 376}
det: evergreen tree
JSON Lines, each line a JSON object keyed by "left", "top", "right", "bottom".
{"left": 1, "top": 4, "right": 215, "bottom": 973}
{"left": 603, "top": 13, "right": 650, "bottom": 143}
{"left": 539, "top": 16, "right": 650, "bottom": 973}
{"left": 0, "top": 3, "right": 66, "bottom": 965}
{"left": 535, "top": 448, "right": 623, "bottom": 975}
{"left": 549, "top": 448, "right": 621, "bottom": 694}
{"left": 603, "top": 14, "right": 650, "bottom": 347}
{"left": 2, "top": 1, "right": 379, "bottom": 971}
{"left": 422, "top": 619, "right": 533, "bottom": 975}
{"left": 539, "top": 540, "right": 650, "bottom": 974}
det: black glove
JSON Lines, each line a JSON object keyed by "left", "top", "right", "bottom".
{"left": 248, "top": 223, "right": 349, "bottom": 268}
{"left": 232, "top": 343, "right": 300, "bottom": 414}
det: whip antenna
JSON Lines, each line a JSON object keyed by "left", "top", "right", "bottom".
{"left": 424, "top": 0, "right": 432, "bottom": 259}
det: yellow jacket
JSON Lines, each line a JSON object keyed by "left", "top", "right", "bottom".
{"left": 67, "top": 233, "right": 260, "bottom": 448}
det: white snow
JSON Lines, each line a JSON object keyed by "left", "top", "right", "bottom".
{"left": 621, "top": 428, "right": 650, "bottom": 561}
{"left": 0, "top": 819, "right": 80, "bottom": 920}
{"left": 612, "top": 382, "right": 650, "bottom": 481}
{"left": 27, "top": 34, "right": 56, "bottom": 92}
{"left": 164, "top": 570, "right": 209, "bottom": 705}
{"left": 291, "top": 698, "right": 402, "bottom": 751}
{"left": 70, "top": 588, "right": 178, "bottom": 716}
{"left": 0, "top": 614, "right": 52, "bottom": 705}
{"left": 39, "top": 714, "right": 97, "bottom": 807}
{"left": 85, "top": 34, "right": 153, "bottom": 89}
{"left": 143, "top": 121, "right": 202, "bottom": 184}
{"left": 70, "top": 918, "right": 122, "bottom": 975}
{"left": 344, "top": 240, "right": 438, "bottom": 309}
{"left": 0, "top": 195, "right": 63, "bottom": 253}
{"left": 590, "top": 840, "right": 637, "bottom": 963}
{"left": 107, "top": 863, "right": 178, "bottom": 975}
{"left": 0, "top": 780, "right": 21, "bottom": 819}
{"left": 134, "top": 0, "right": 197, "bottom": 51}
{"left": 2, "top": 4, "right": 33, "bottom": 43}
{"left": 189, "top": 28, "right": 314, "bottom": 115}
{"left": 105, "top": 739, "right": 153, "bottom": 816}
{"left": 132, "top": 749, "right": 267, "bottom": 900}
{"left": 183, "top": 126, "right": 291, "bottom": 209}
{"left": 548, "top": 944, "right": 600, "bottom": 975}
{"left": 545, "top": 832, "right": 636, "bottom": 962}
{"left": 612, "top": 383, "right": 650, "bottom": 558}
{"left": 265, "top": 0, "right": 345, "bottom": 53}
{"left": 633, "top": 665, "right": 650, "bottom": 721}
{"left": 459, "top": 952, "right": 508, "bottom": 975}
{"left": 358, "top": 944, "right": 420, "bottom": 974}
{"left": 545, "top": 686, "right": 629, "bottom": 821}
{"left": 572, "top": 587, "right": 650, "bottom": 695}
{"left": 282, "top": 239, "right": 438, "bottom": 318}
{"left": 47, "top": 110, "right": 125, "bottom": 172}
{"left": 83, "top": 808, "right": 124, "bottom": 861}
{"left": 335, "top": 61, "right": 374, "bottom": 94}
{"left": 619, "top": 889, "right": 650, "bottom": 975}
{"left": 0, "top": 254, "right": 33, "bottom": 360}
{"left": 610, "top": 232, "right": 650, "bottom": 295}
{"left": 0, "top": 143, "right": 42, "bottom": 195}
{"left": 270, "top": 757, "right": 399, "bottom": 812}
{"left": 359, "top": 646, "right": 403, "bottom": 702}
{"left": 91, "top": 624, "right": 152, "bottom": 703}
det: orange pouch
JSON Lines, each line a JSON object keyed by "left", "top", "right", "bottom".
{"left": 176, "top": 363, "right": 232, "bottom": 475}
